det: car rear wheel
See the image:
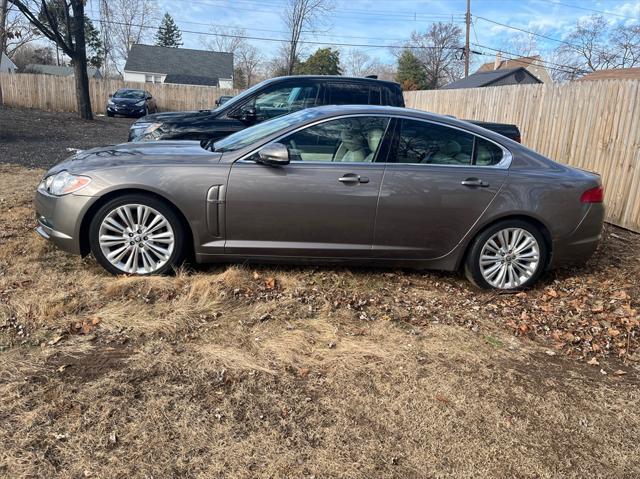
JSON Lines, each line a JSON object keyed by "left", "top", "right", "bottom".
{"left": 464, "top": 220, "right": 548, "bottom": 290}
{"left": 89, "top": 194, "right": 186, "bottom": 275}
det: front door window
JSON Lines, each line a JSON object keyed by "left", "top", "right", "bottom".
{"left": 252, "top": 84, "right": 319, "bottom": 121}
{"left": 277, "top": 116, "right": 390, "bottom": 163}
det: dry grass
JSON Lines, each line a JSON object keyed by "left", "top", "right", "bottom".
{"left": 1, "top": 164, "right": 640, "bottom": 478}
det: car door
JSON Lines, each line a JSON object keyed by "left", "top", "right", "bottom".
{"left": 224, "top": 115, "right": 392, "bottom": 258}
{"left": 373, "top": 118, "right": 509, "bottom": 259}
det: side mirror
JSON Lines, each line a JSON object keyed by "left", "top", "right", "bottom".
{"left": 231, "top": 105, "right": 257, "bottom": 122}
{"left": 108, "top": 93, "right": 113, "bottom": 98}
{"left": 147, "top": 95, "right": 152, "bottom": 100}
{"left": 215, "top": 98, "right": 221, "bottom": 106}
{"left": 257, "top": 143, "right": 290, "bottom": 166}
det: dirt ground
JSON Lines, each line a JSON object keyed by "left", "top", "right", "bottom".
{"left": 1, "top": 108, "right": 640, "bottom": 478}
{"left": 0, "top": 106, "right": 134, "bottom": 168}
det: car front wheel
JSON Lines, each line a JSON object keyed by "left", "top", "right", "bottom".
{"left": 89, "top": 194, "right": 186, "bottom": 275}
{"left": 464, "top": 220, "right": 548, "bottom": 290}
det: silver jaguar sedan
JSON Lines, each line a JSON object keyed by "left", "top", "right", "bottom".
{"left": 35, "top": 105, "right": 604, "bottom": 290}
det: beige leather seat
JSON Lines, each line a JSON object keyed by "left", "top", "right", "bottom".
{"left": 364, "top": 128, "right": 384, "bottom": 162}
{"left": 430, "top": 140, "right": 470, "bottom": 165}
{"left": 334, "top": 129, "right": 368, "bottom": 162}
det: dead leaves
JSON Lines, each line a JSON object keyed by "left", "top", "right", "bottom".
{"left": 71, "top": 318, "right": 101, "bottom": 336}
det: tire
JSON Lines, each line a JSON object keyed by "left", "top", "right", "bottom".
{"left": 107, "top": 111, "right": 114, "bottom": 117}
{"left": 89, "top": 194, "right": 186, "bottom": 275}
{"left": 464, "top": 219, "right": 548, "bottom": 290}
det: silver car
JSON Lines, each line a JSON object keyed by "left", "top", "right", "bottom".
{"left": 35, "top": 105, "right": 604, "bottom": 290}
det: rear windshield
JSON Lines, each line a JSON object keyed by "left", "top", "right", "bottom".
{"left": 114, "top": 90, "right": 145, "bottom": 99}
{"left": 212, "top": 108, "right": 323, "bottom": 152}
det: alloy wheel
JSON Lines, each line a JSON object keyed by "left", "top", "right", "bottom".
{"left": 98, "top": 204, "right": 175, "bottom": 274}
{"left": 479, "top": 227, "right": 540, "bottom": 289}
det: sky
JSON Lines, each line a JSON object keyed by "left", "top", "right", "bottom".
{"left": 87, "top": 0, "right": 640, "bottom": 72}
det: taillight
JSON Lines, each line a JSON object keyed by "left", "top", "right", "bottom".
{"left": 580, "top": 186, "right": 604, "bottom": 203}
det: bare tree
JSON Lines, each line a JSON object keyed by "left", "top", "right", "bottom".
{"left": 281, "top": 0, "right": 333, "bottom": 75}
{"left": 4, "top": 4, "right": 39, "bottom": 56}
{"left": 342, "top": 48, "right": 383, "bottom": 78}
{"left": 504, "top": 31, "right": 539, "bottom": 57}
{"left": 236, "top": 43, "right": 262, "bottom": 86}
{"left": 201, "top": 27, "right": 263, "bottom": 87}
{"left": 408, "top": 22, "right": 464, "bottom": 89}
{"left": 552, "top": 15, "right": 640, "bottom": 82}
{"left": 100, "top": 0, "right": 157, "bottom": 74}
{"left": 9, "top": 0, "right": 93, "bottom": 119}
{"left": 201, "top": 26, "right": 246, "bottom": 55}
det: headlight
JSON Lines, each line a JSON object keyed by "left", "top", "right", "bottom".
{"left": 141, "top": 122, "right": 162, "bottom": 134}
{"left": 38, "top": 171, "right": 91, "bottom": 196}
{"left": 108, "top": 99, "right": 114, "bottom": 105}
{"left": 135, "top": 100, "right": 146, "bottom": 107}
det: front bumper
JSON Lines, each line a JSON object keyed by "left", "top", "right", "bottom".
{"left": 108, "top": 105, "right": 146, "bottom": 117}
{"left": 35, "top": 188, "right": 97, "bottom": 255}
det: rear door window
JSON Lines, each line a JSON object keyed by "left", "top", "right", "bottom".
{"left": 393, "top": 119, "right": 474, "bottom": 165}
{"left": 474, "top": 137, "right": 504, "bottom": 166}
{"left": 328, "top": 83, "right": 371, "bottom": 105}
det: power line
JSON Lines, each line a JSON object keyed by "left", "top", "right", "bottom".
{"left": 474, "top": 16, "right": 631, "bottom": 63}
{"left": 533, "top": 0, "right": 640, "bottom": 21}
{"left": 169, "top": 16, "right": 417, "bottom": 43}
{"left": 91, "top": 17, "right": 463, "bottom": 51}
{"left": 185, "top": 0, "right": 466, "bottom": 22}
{"left": 471, "top": 42, "right": 585, "bottom": 74}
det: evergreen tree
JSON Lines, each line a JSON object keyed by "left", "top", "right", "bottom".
{"left": 396, "top": 50, "right": 427, "bottom": 90}
{"left": 155, "top": 13, "right": 183, "bottom": 48}
{"left": 233, "top": 67, "right": 247, "bottom": 89}
{"left": 296, "top": 48, "right": 341, "bottom": 75}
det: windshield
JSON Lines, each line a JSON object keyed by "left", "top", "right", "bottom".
{"left": 114, "top": 89, "right": 145, "bottom": 99}
{"left": 212, "top": 79, "right": 272, "bottom": 112}
{"left": 211, "top": 108, "right": 324, "bottom": 152}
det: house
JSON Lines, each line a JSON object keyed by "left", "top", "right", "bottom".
{"left": 577, "top": 67, "right": 640, "bottom": 81}
{"left": 123, "top": 44, "right": 233, "bottom": 88}
{"left": 441, "top": 66, "right": 542, "bottom": 90}
{"left": 475, "top": 53, "right": 552, "bottom": 84}
{"left": 24, "top": 63, "right": 103, "bottom": 79}
{"left": 0, "top": 52, "right": 17, "bottom": 73}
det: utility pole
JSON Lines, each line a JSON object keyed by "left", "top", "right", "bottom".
{"left": 464, "top": 0, "right": 471, "bottom": 77}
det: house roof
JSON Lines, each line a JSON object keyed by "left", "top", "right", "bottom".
{"left": 163, "top": 73, "right": 220, "bottom": 86}
{"left": 24, "top": 63, "right": 101, "bottom": 77}
{"left": 577, "top": 68, "right": 640, "bottom": 81}
{"left": 441, "top": 67, "right": 542, "bottom": 90}
{"left": 124, "top": 44, "right": 233, "bottom": 80}
{"left": 1, "top": 52, "right": 17, "bottom": 69}
{"left": 476, "top": 55, "right": 552, "bottom": 83}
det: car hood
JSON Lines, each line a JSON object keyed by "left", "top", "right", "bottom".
{"left": 135, "top": 109, "right": 219, "bottom": 124}
{"left": 110, "top": 97, "right": 144, "bottom": 105}
{"left": 47, "top": 141, "right": 222, "bottom": 175}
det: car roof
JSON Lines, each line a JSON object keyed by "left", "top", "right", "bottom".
{"left": 262, "top": 75, "right": 401, "bottom": 88}
{"left": 295, "top": 105, "right": 519, "bottom": 144}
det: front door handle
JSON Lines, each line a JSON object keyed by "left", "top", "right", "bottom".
{"left": 339, "top": 174, "right": 369, "bottom": 184}
{"left": 461, "top": 178, "right": 489, "bottom": 187}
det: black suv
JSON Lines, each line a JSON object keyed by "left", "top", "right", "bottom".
{"left": 128, "top": 75, "right": 404, "bottom": 142}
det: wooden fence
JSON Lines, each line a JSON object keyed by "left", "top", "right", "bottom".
{"left": 1, "top": 73, "right": 639, "bottom": 231}
{"left": 0, "top": 73, "right": 238, "bottom": 113}
{"left": 405, "top": 80, "right": 640, "bottom": 232}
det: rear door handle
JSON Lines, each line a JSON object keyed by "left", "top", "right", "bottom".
{"left": 461, "top": 178, "right": 489, "bottom": 187}
{"left": 339, "top": 174, "right": 369, "bottom": 184}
